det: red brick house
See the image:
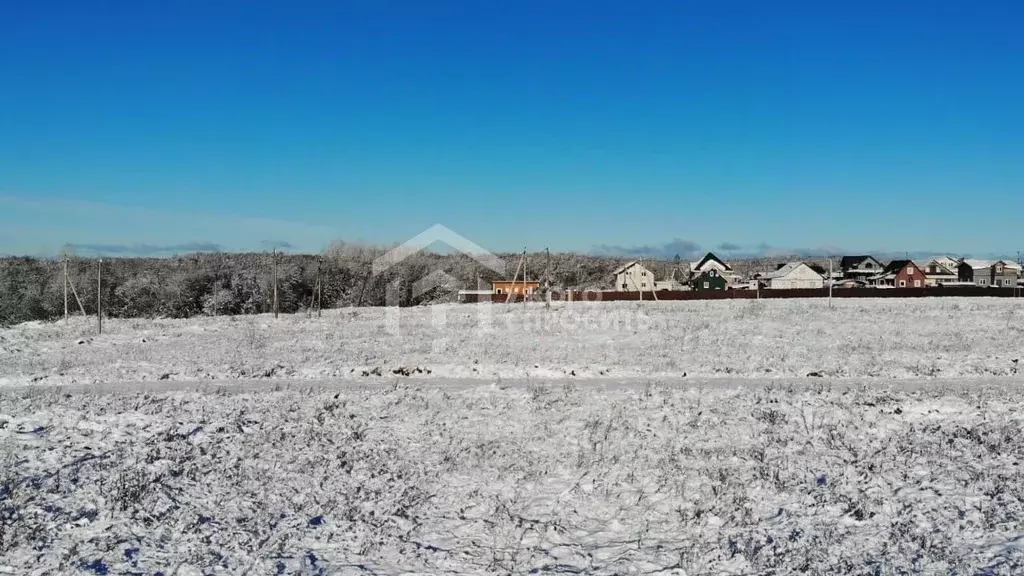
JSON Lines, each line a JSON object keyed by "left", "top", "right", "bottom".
{"left": 870, "top": 260, "right": 928, "bottom": 288}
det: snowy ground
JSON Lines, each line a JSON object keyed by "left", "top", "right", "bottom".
{"left": 2, "top": 298, "right": 1024, "bottom": 574}
{"left": 2, "top": 298, "right": 1023, "bottom": 386}
{"left": 4, "top": 382, "right": 1024, "bottom": 574}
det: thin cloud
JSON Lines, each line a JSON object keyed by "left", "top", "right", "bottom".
{"left": 261, "top": 240, "right": 297, "bottom": 251}
{"left": 593, "top": 239, "right": 703, "bottom": 260}
{"left": 64, "top": 242, "right": 224, "bottom": 256}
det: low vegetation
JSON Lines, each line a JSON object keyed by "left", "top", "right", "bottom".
{"left": 3, "top": 382, "right": 1024, "bottom": 574}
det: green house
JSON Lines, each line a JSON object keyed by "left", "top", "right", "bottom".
{"left": 690, "top": 269, "right": 727, "bottom": 291}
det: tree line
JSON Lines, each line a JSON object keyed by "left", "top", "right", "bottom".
{"left": 0, "top": 243, "right": 675, "bottom": 326}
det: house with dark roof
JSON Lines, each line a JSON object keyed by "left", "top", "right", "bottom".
{"left": 689, "top": 268, "right": 727, "bottom": 291}
{"left": 868, "top": 260, "right": 927, "bottom": 288}
{"left": 840, "top": 255, "right": 884, "bottom": 280}
{"left": 690, "top": 252, "right": 738, "bottom": 284}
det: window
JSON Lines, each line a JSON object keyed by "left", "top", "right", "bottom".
{"left": 622, "top": 283, "right": 628, "bottom": 289}
{"left": 642, "top": 271, "right": 647, "bottom": 277}
{"left": 703, "top": 282, "right": 709, "bottom": 289}
{"left": 496, "top": 289, "right": 503, "bottom": 294}
{"left": 641, "top": 282, "right": 646, "bottom": 288}
{"left": 907, "top": 266, "right": 915, "bottom": 274}
{"left": 980, "top": 278, "right": 988, "bottom": 285}
{"left": 865, "top": 263, "right": 873, "bottom": 269}
{"left": 899, "top": 280, "right": 907, "bottom": 287}
{"left": 914, "top": 280, "right": 921, "bottom": 287}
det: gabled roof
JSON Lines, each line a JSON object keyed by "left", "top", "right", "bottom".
{"left": 690, "top": 268, "right": 722, "bottom": 280}
{"left": 840, "top": 255, "right": 882, "bottom": 270}
{"left": 691, "top": 252, "right": 732, "bottom": 272}
{"left": 924, "top": 260, "right": 956, "bottom": 275}
{"left": 997, "top": 260, "right": 1022, "bottom": 271}
{"left": 611, "top": 260, "right": 648, "bottom": 276}
{"left": 883, "top": 259, "right": 916, "bottom": 274}
{"left": 762, "top": 262, "right": 823, "bottom": 280}
{"left": 961, "top": 259, "right": 995, "bottom": 270}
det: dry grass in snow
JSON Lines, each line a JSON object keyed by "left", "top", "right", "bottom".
{"left": 2, "top": 297, "right": 1023, "bottom": 386}
{"left": 3, "top": 382, "right": 1024, "bottom": 574}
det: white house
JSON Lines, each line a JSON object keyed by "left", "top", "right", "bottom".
{"left": 931, "top": 256, "right": 962, "bottom": 272}
{"left": 921, "top": 259, "right": 957, "bottom": 286}
{"left": 761, "top": 262, "right": 825, "bottom": 290}
{"left": 612, "top": 261, "right": 656, "bottom": 292}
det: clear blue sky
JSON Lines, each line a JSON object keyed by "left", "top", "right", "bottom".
{"left": 1, "top": 0, "right": 1022, "bottom": 258}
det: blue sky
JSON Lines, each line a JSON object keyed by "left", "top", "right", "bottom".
{"left": 1, "top": 0, "right": 1022, "bottom": 258}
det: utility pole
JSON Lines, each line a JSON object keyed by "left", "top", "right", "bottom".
{"left": 523, "top": 247, "right": 528, "bottom": 311}
{"left": 63, "top": 256, "right": 69, "bottom": 324}
{"left": 1011, "top": 249, "right": 1019, "bottom": 297}
{"left": 97, "top": 259, "right": 103, "bottom": 335}
{"left": 545, "top": 247, "right": 552, "bottom": 309}
{"left": 273, "top": 247, "right": 279, "bottom": 319}
{"left": 316, "top": 257, "right": 323, "bottom": 318}
{"left": 828, "top": 257, "right": 833, "bottom": 308}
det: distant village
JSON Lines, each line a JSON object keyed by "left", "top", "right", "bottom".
{"left": 465, "top": 253, "right": 1024, "bottom": 298}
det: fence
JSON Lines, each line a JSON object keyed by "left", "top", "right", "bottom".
{"left": 460, "top": 286, "right": 1023, "bottom": 303}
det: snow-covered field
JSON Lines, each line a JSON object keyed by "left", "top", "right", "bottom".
{"left": 2, "top": 298, "right": 1023, "bottom": 386}
{"left": 3, "top": 298, "right": 1024, "bottom": 574}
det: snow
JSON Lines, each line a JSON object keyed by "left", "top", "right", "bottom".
{"left": 4, "top": 381, "right": 1024, "bottom": 573}
{"left": 3, "top": 298, "right": 1024, "bottom": 573}
{"left": 2, "top": 298, "right": 1024, "bottom": 386}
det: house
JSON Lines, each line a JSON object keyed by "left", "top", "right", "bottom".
{"left": 956, "top": 260, "right": 1018, "bottom": 287}
{"left": 840, "top": 255, "right": 884, "bottom": 280}
{"left": 690, "top": 252, "right": 738, "bottom": 283}
{"left": 491, "top": 280, "right": 541, "bottom": 296}
{"left": 993, "top": 261, "right": 1021, "bottom": 288}
{"left": 689, "top": 268, "right": 727, "bottom": 291}
{"left": 869, "top": 260, "right": 928, "bottom": 288}
{"left": 761, "top": 262, "right": 825, "bottom": 290}
{"left": 612, "top": 261, "right": 656, "bottom": 292}
{"left": 931, "top": 256, "right": 962, "bottom": 273}
{"left": 958, "top": 260, "right": 995, "bottom": 287}
{"left": 922, "top": 259, "right": 958, "bottom": 286}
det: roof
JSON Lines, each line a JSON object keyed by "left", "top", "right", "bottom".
{"left": 883, "top": 259, "right": 916, "bottom": 274}
{"left": 840, "top": 255, "right": 880, "bottom": 269}
{"left": 762, "top": 262, "right": 823, "bottom": 280}
{"left": 691, "top": 252, "right": 732, "bottom": 272}
{"left": 492, "top": 279, "right": 540, "bottom": 285}
{"left": 690, "top": 268, "right": 723, "bottom": 280}
{"left": 611, "top": 260, "right": 646, "bottom": 276}
{"left": 924, "top": 260, "right": 956, "bottom": 275}
{"left": 998, "top": 260, "right": 1022, "bottom": 271}
{"left": 962, "top": 259, "right": 996, "bottom": 270}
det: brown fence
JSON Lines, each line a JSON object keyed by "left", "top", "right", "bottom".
{"left": 461, "top": 286, "right": 1023, "bottom": 303}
